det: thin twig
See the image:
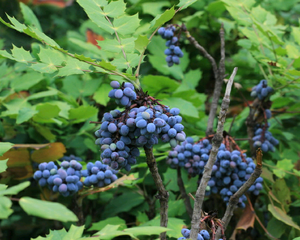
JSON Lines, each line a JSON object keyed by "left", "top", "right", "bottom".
{"left": 177, "top": 167, "right": 193, "bottom": 219}
{"left": 215, "top": 149, "right": 263, "bottom": 239}
{"left": 190, "top": 67, "right": 238, "bottom": 240}
{"left": 144, "top": 147, "right": 169, "bottom": 240}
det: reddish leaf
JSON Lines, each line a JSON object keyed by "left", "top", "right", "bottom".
{"left": 31, "top": 142, "right": 66, "bottom": 163}
{"left": 86, "top": 29, "right": 104, "bottom": 49}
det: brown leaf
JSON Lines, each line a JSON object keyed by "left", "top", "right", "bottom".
{"left": 0, "top": 148, "right": 33, "bottom": 180}
{"left": 230, "top": 203, "right": 255, "bottom": 240}
{"left": 31, "top": 142, "right": 66, "bottom": 163}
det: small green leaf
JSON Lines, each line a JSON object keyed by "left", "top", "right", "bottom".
{"left": 62, "top": 225, "right": 84, "bottom": 240}
{"left": 0, "top": 142, "right": 14, "bottom": 157}
{"left": 268, "top": 204, "right": 300, "bottom": 230}
{"left": 11, "top": 44, "right": 34, "bottom": 63}
{"left": 142, "top": 1, "right": 171, "bottom": 17}
{"left": 177, "top": 0, "right": 198, "bottom": 10}
{"left": 33, "top": 103, "right": 60, "bottom": 123}
{"left": 273, "top": 159, "right": 294, "bottom": 178}
{"left": 0, "top": 159, "right": 8, "bottom": 173}
{"left": 113, "top": 14, "right": 140, "bottom": 36}
{"left": 93, "top": 84, "right": 111, "bottom": 106}
{"left": 0, "top": 181, "right": 30, "bottom": 196}
{"left": 27, "top": 89, "right": 58, "bottom": 100}
{"left": 0, "top": 196, "right": 13, "bottom": 219}
{"left": 20, "top": 2, "right": 42, "bottom": 31}
{"left": 135, "top": 35, "right": 150, "bottom": 53}
{"left": 11, "top": 71, "right": 44, "bottom": 91}
{"left": 150, "top": 7, "right": 175, "bottom": 29}
{"left": 16, "top": 107, "right": 38, "bottom": 124}
{"left": 286, "top": 44, "right": 300, "bottom": 59}
{"left": 19, "top": 197, "right": 78, "bottom": 222}
{"left": 267, "top": 217, "right": 287, "bottom": 238}
{"left": 161, "top": 97, "right": 199, "bottom": 118}
{"left": 88, "top": 216, "right": 126, "bottom": 231}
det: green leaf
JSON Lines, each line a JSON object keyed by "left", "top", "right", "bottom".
{"left": 11, "top": 44, "right": 34, "bottom": 63}
{"left": 292, "top": 27, "right": 300, "bottom": 45}
{"left": 286, "top": 44, "right": 300, "bottom": 59}
{"left": 135, "top": 35, "right": 150, "bottom": 53}
{"left": 30, "top": 63, "right": 57, "bottom": 73}
{"left": 142, "top": 75, "right": 180, "bottom": 95}
{"left": 272, "top": 179, "right": 291, "bottom": 208}
{"left": 161, "top": 97, "right": 199, "bottom": 118}
{"left": 0, "top": 159, "right": 8, "bottom": 173}
{"left": 38, "top": 47, "right": 65, "bottom": 65}
{"left": 69, "top": 106, "right": 98, "bottom": 123}
{"left": 268, "top": 204, "right": 300, "bottom": 230}
{"left": 142, "top": 1, "right": 171, "bottom": 17}
{"left": 57, "top": 58, "right": 90, "bottom": 77}
{"left": 113, "top": 14, "right": 140, "bottom": 36}
{"left": 19, "top": 197, "right": 78, "bottom": 222}
{"left": 0, "top": 142, "right": 14, "bottom": 157}
{"left": 0, "top": 196, "right": 13, "bottom": 219}
{"left": 20, "top": 2, "right": 42, "bottom": 31}
{"left": 33, "top": 124, "right": 56, "bottom": 141}
{"left": 177, "top": 0, "right": 198, "bottom": 10}
{"left": 273, "top": 159, "right": 294, "bottom": 178}
{"left": 33, "top": 103, "right": 60, "bottom": 123}
{"left": 11, "top": 71, "right": 44, "bottom": 91}
{"left": 176, "top": 69, "right": 202, "bottom": 92}
{"left": 103, "top": 0, "right": 126, "bottom": 18}
{"left": 100, "top": 37, "right": 136, "bottom": 53}
{"left": 31, "top": 228, "right": 68, "bottom": 240}
{"left": 150, "top": 7, "right": 175, "bottom": 29}
{"left": 0, "top": 181, "right": 30, "bottom": 196}
{"left": 62, "top": 225, "right": 84, "bottom": 240}
{"left": 93, "top": 84, "right": 111, "bottom": 106}
{"left": 88, "top": 216, "right": 126, "bottom": 231}
{"left": 267, "top": 217, "right": 287, "bottom": 238}
{"left": 27, "top": 89, "right": 59, "bottom": 100}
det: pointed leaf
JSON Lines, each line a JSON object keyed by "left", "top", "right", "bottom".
{"left": 20, "top": 197, "right": 78, "bottom": 222}
{"left": 0, "top": 159, "right": 8, "bottom": 173}
{"left": 113, "top": 14, "right": 140, "bottom": 36}
{"left": 0, "top": 142, "right": 14, "bottom": 156}
{"left": 20, "top": 2, "right": 42, "bottom": 31}
{"left": 150, "top": 7, "right": 175, "bottom": 29}
{"left": 135, "top": 35, "right": 149, "bottom": 53}
{"left": 0, "top": 181, "right": 30, "bottom": 196}
{"left": 0, "top": 196, "right": 13, "bottom": 219}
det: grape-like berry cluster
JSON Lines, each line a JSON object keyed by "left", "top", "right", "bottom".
{"left": 178, "top": 229, "right": 216, "bottom": 240}
{"left": 250, "top": 79, "right": 273, "bottom": 100}
{"left": 33, "top": 160, "right": 83, "bottom": 197}
{"left": 158, "top": 26, "right": 184, "bottom": 67}
{"left": 108, "top": 81, "right": 137, "bottom": 107}
{"left": 59, "top": 154, "right": 82, "bottom": 162}
{"left": 81, "top": 161, "right": 118, "bottom": 188}
{"left": 167, "top": 137, "right": 263, "bottom": 207}
{"left": 253, "top": 123, "right": 279, "bottom": 152}
{"left": 95, "top": 82, "right": 186, "bottom": 171}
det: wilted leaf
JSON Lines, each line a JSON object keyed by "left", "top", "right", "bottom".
{"left": 31, "top": 142, "right": 66, "bottom": 163}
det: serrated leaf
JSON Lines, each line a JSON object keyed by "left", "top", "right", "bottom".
{"left": 268, "top": 204, "right": 300, "bottom": 230}
{"left": 74, "top": 53, "right": 97, "bottom": 63}
{"left": 57, "top": 58, "right": 90, "bottom": 77}
{"left": 32, "top": 103, "right": 60, "bottom": 123}
{"left": 100, "top": 37, "right": 136, "bottom": 53}
{"left": 0, "top": 181, "right": 30, "bottom": 196}
{"left": 103, "top": 0, "right": 126, "bottom": 18}
{"left": 177, "top": 0, "right": 198, "bottom": 10}
{"left": 16, "top": 107, "right": 38, "bottom": 124}
{"left": 93, "top": 84, "right": 111, "bottom": 106}
{"left": 113, "top": 14, "right": 140, "bottom": 36}
{"left": 150, "top": 7, "right": 175, "bottom": 29}
{"left": 30, "top": 62, "right": 57, "bottom": 73}
{"left": 273, "top": 159, "right": 294, "bottom": 178}
{"left": 142, "top": 1, "right": 171, "bottom": 17}
{"left": 11, "top": 44, "right": 34, "bottom": 63}
{"left": 0, "top": 142, "right": 14, "bottom": 157}
{"left": 0, "top": 196, "right": 13, "bottom": 219}
{"left": 135, "top": 35, "right": 149, "bottom": 53}
{"left": 98, "top": 60, "right": 117, "bottom": 71}
{"left": 31, "top": 228, "right": 68, "bottom": 240}
{"left": 20, "top": 2, "right": 42, "bottom": 31}
{"left": 20, "top": 197, "right": 78, "bottom": 222}
{"left": 62, "top": 225, "right": 84, "bottom": 240}
{"left": 38, "top": 47, "right": 65, "bottom": 65}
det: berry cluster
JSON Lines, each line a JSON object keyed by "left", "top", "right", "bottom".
{"left": 108, "top": 81, "right": 137, "bottom": 107}
{"left": 81, "top": 161, "right": 118, "bottom": 188}
{"left": 158, "top": 26, "right": 184, "bottom": 67}
{"left": 33, "top": 160, "right": 83, "bottom": 197}
{"left": 167, "top": 137, "right": 263, "bottom": 207}
{"left": 178, "top": 229, "right": 215, "bottom": 240}
{"left": 253, "top": 124, "right": 279, "bottom": 152}
{"left": 250, "top": 79, "right": 273, "bottom": 100}
{"left": 59, "top": 154, "right": 82, "bottom": 162}
{"left": 95, "top": 82, "right": 186, "bottom": 171}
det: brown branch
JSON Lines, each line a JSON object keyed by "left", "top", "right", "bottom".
{"left": 177, "top": 167, "right": 193, "bottom": 219}
{"left": 190, "top": 67, "right": 238, "bottom": 240}
{"left": 144, "top": 147, "right": 169, "bottom": 240}
{"left": 215, "top": 149, "right": 263, "bottom": 239}
{"left": 72, "top": 195, "right": 84, "bottom": 226}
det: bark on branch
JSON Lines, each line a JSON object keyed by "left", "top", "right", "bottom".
{"left": 190, "top": 67, "right": 238, "bottom": 240}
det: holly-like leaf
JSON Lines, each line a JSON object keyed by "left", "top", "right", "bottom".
{"left": 20, "top": 2, "right": 42, "bottom": 31}
{"left": 0, "top": 159, "right": 8, "bottom": 173}
{"left": 16, "top": 107, "right": 38, "bottom": 124}
{"left": 135, "top": 35, "right": 149, "bottom": 53}
{"left": 177, "top": 0, "right": 198, "bottom": 10}
{"left": 93, "top": 84, "right": 111, "bottom": 106}
{"left": 273, "top": 159, "right": 294, "bottom": 178}
{"left": 113, "top": 14, "right": 140, "bottom": 36}
{"left": 150, "top": 7, "right": 175, "bottom": 29}
{"left": 0, "top": 142, "right": 14, "bottom": 157}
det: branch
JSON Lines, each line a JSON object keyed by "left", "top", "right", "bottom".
{"left": 144, "top": 147, "right": 169, "bottom": 240}
{"left": 177, "top": 167, "right": 193, "bottom": 219}
{"left": 72, "top": 195, "right": 84, "bottom": 226}
{"left": 215, "top": 149, "right": 263, "bottom": 239}
{"left": 190, "top": 67, "right": 238, "bottom": 240}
